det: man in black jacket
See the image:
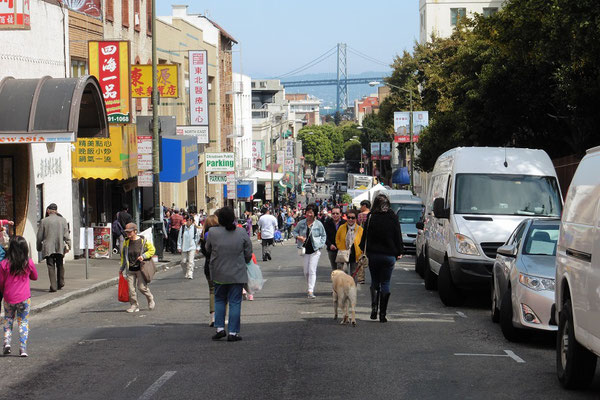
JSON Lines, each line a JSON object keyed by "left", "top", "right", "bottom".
{"left": 323, "top": 206, "right": 345, "bottom": 270}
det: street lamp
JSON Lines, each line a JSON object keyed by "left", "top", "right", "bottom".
{"left": 369, "top": 81, "right": 415, "bottom": 193}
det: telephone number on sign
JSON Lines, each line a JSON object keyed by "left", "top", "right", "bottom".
{"left": 108, "top": 114, "right": 130, "bottom": 123}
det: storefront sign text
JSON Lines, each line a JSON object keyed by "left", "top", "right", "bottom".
{"left": 131, "top": 64, "right": 179, "bottom": 98}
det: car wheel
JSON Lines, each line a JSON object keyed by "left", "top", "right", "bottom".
{"left": 415, "top": 252, "right": 425, "bottom": 278}
{"left": 500, "top": 286, "right": 528, "bottom": 342}
{"left": 491, "top": 275, "right": 500, "bottom": 323}
{"left": 423, "top": 253, "right": 437, "bottom": 291}
{"left": 438, "top": 259, "right": 464, "bottom": 306}
{"left": 556, "top": 299, "right": 597, "bottom": 389}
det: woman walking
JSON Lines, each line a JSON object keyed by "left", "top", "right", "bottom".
{"left": 359, "top": 194, "right": 403, "bottom": 322}
{"left": 200, "top": 215, "right": 219, "bottom": 327}
{"left": 119, "top": 223, "right": 156, "bottom": 313}
{"left": 0, "top": 236, "right": 38, "bottom": 357}
{"left": 335, "top": 208, "right": 364, "bottom": 280}
{"left": 292, "top": 204, "right": 327, "bottom": 299}
{"left": 206, "top": 207, "right": 253, "bottom": 342}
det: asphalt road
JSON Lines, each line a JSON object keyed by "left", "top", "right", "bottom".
{"left": 1, "top": 241, "right": 598, "bottom": 399}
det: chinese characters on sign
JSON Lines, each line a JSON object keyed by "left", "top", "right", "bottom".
{"left": 89, "top": 41, "right": 131, "bottom": 123}
{"left": 188, "top": 50, "right": 208, "bottom": 127}
{"left": 252, "top": 140, "right": 265, "bottom": 170}
{"left": 131, "top": 64, "right": 179, "bottom": 98}
{"left": 36, "top": 157, "right": 63, "bottom": 179}
{"left": 137, "top": 135, "right": 152, "bottom": 187}
{"left": 76, "top": 138, "right": 114, "bottom": 165}
{"left": 393, "top": 111, "right": 428, "bottom": 143}
{"left": 380, "top": 142, "right": 391, "bottom": 160}
{"left": 0, "top": 0, "right": 30, "bottom": 29}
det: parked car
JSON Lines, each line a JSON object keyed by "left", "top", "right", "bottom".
{"left": 491, "top": 218, "right": 560, "bottom": 342}
{"left": 391, "top": 194, "right": 424, "bottom": 254}
{"left": 555, "top": 145, "right": 600, "bottom": 389}
{"left": 421, "top": 147, "right": 563, "bottom": 306}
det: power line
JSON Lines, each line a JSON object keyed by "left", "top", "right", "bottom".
{"left": 276, "top": 46, "right": 337, "bottom": 79}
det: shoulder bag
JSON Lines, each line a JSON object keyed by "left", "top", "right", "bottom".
{"left": 139, "top": 237, "right": 157, "bottom": 283}
{"left": 357, "top": 216, "right": 370, "bottom": 272}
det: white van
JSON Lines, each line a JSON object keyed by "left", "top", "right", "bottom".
{"left": 555, "top": 146, "right": 600, "bottom": 389}
{"left": 421, "top": 147, "right": 562, "bottom": 306}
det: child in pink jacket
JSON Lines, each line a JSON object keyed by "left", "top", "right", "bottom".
{"left": 0, "top": 236, "right": 38, "bottom": 357}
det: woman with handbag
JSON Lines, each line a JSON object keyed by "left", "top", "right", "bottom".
{"left": 292, "top": 204, "right": 327, "bottom": 299}
{"left": 119, "top": 223, "right": 156, "bottom": 313}
{"left": 359, "top": 194, "right": 403, "bottom": 322}
{"left": 200, "top": 215, "right": 219, "bottom": 326}
{"left": 335, "top": 209, "right": 363, "bottom": 281}
{"left": 206, "top": 207, "right": 253, "bottom": 342}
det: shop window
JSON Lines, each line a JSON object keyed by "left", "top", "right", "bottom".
{"left": 71, "top": 59, "right": 87, "bottom": 78}
{"left": 451, "top": 8, "right": 466, "bottom": 26}
{"left": 122, "top": 0, "right": 129, "bottom": 28}
{"left": 483, "top": 7, "right": 498, "bottom": 17}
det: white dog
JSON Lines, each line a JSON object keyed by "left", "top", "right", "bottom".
{"left": 331, "top": 269, "right": 357, "bottom": 326}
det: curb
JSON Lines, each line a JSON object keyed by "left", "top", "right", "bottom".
{"left": 30, "top": 258, "right": 182, "bottom": 316}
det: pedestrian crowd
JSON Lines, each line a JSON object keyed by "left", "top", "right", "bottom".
{"left": 0, "top": 192, "right": 403, "bottom": 355}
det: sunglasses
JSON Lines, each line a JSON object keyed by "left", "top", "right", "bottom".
{"left": 347, "top": 216, "right": 356, "bottom": 220}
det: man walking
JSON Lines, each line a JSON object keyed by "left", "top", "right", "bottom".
{"left": 177, "top": 214, "right": 200, "bottom": 279}
{"left": 36, "top": 203, "right": 71, "bottom": 292}
{"left": 324, "top": 206, "right": 345, "bottom": 270}
{"left": 169, "top": 209, "right": 183, "bottom": 254}
{"left": 258, "top": 208, "right": 278, "bottom": 262}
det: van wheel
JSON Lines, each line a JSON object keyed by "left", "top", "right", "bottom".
{"left": 438, "top": 260, "right": 464, "bottom": 306}
{"left": 423, "top": 255, "right": 437, "bottom": 291}
{"left": 490, "top": 276, "right": 499, "bottom": 323}
{"left": 500, "top": 286, "right": 527, "bottom": 342}
{"left": 415, "top": 252, "right": 425, "bottom": 278}
{"left": 556, "top": 299, "right": 597, "bottom": 389}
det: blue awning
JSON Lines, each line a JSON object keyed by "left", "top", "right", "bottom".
{"left": 159, "top": 136, "right": 198, "bottom": 182}
{"left": 392, "top": 167, "right": 410, "bottom": 185}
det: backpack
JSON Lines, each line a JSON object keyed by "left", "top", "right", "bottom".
{"left": 113, "top": 219, "right": 123, "bottom": 237}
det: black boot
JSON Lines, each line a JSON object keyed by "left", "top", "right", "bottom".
{"left": 379, "top": 292, "right": 391, "bottom": 323}
{"left": 370, "top": 287, "right": 379, "bottom": 320}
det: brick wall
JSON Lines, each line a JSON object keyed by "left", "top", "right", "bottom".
{"left": 68, "top": 11, "right": 103, "bottom": 60}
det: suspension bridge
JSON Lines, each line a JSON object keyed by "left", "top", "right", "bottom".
{"left": 278, "top": 43, "right": 390, "bottom": 114}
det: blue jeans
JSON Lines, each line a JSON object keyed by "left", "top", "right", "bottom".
{"left": 214, "top": 283, "right": 243, "bottom": 334}
{"left": 368, "top": 253, "right": 396, "bottom": 294}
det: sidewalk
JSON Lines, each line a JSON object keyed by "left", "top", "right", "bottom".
{"left": 28, "top": 252, "right": 186, "bottom": 315}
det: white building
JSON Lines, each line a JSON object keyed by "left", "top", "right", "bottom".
{"left": 419, "top": 0, "right": 506, "bottom": 43}
{"left": 233, "top": 73, "right": 253, "bottom": 177}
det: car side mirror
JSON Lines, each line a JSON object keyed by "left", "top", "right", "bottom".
{"left": 497, "top": 244, "right": 517, "bottom": 258}
{"left": 416, "top": 221, "right": 424, "bottom": 230}
{"left": 433, "top": 198, "right": 449, "bottom": 219}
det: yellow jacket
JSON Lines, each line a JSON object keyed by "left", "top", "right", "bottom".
{"left": 120, "top": 236, "right": 156, "bottom": 272}
{"left": 335, "top": 223, "right": 363, "bottom": 262}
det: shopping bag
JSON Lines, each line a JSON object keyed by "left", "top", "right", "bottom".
{"left": 118, "top": 274, "right": 130, "bottom": 302}
{"left": 247, "top": 262, "right": 266, "bottom": 292}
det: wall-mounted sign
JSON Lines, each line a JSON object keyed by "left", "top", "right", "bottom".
{"left": 59, "top": 0, "right": 101, "bottom": 19}
{"left": 208, "top": 174, "right": 227, "bottom": 184}
{"left": 89, "top": 41, "right": 131, "bottom": 124}
{"left": 137, "top": 135, "right": 152, "bottom": 170}
{"left": 205, "top": 152, "right": 234, "bottom": 172}
{"left": 0, "top": 0, "right": 30, "bottom": 30}
{"left": 137, "top": 170, "right": 153, "bottom": 187}
{"left": 252, "top": 140, "right": 265, "bottom": 170}
{"left": 131, "top": 64, "right": 179, "bottom": 98}
{"left": 159, "top": 136, "right": 198, "bottom": 183}
{"left": 226, "top": 172, "right": 236, "bottom": 199}
{"left": 0, "top": 132, "right": 74, "bottom": 144}
{"left": 176, "top": 126, "right": 208, "bottom": 144}
{"left": 284, "top": 159, "right": 294, "bottom": 172}
{"left": 188, "top": 50, "right": 208, "bottom": 126}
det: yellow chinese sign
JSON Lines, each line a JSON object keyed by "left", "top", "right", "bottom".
{"left": 72, "top": 125, "right": 138, "bottom": 180}
{"left": 131, "top": 64, "right": 179, "bottom": 98}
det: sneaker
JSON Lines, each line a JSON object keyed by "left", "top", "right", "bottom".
{"left": 247, "top": 294, "right": 254, "bottom": 301}
{"left": 126, "top": 305, "right": 140, "bottom": 313}
{"left": 148, "top": 300, "right": 155, "bottom": 311}
{"left": 227, "top": 334, "right": 243, "bottom": 342}
{"left": 308, "top": 292, "right": 316, "bottom": 299}
{"left": 19, "top": 350, "right": 28, "bottom": 357}
{"left": 212, "top": 330, "right": 226, "bottom": 341}
{"left": 3, "top": 346, "right": 10, "bottom": 355}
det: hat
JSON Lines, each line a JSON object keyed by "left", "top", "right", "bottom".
{"left": 47, "top": 203, "right": 58, "bottom": 211}
{"left": 124, "top": 222, "right": 138, "bottom": 232}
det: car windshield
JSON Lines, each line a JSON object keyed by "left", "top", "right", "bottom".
{"left": 523, "top": 224, "right": 559, "bottom": 256}
{"left": 454, "top": 174, "right": 562, "bottom": 216}
{"left": 395, "top": 207, "right": 424, "bottom": 224}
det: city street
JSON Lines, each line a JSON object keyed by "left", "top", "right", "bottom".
{"left": 1, "top": 239, "right": 598, "bottom": 399}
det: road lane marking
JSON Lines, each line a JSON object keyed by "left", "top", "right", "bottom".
{"left": 138, "top": 371, "right": 177, "bottom": 400}
{"left": 504, "top": 350, "right": 526, "bottom": 363}
{"left": 454, "top": 350, "right": 525, "bottom": 363}
{"left": 456, "top": 311, "right": 467, "bottom": 318}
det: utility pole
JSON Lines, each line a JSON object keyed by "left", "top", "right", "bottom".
{"left": 151, "top": 0, "right": 162, "bottom": 258}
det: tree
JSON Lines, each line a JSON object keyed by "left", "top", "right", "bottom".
{"left": 298, "top": 127, "right": 334, "bottom": 167}
{"left": 343, "top": 140, "right": 362, "bottom": 162}
{"left": 338, "top": 122, "right": 362, "bottom": 142}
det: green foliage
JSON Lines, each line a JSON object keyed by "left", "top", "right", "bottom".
{"left": 359, "top": 114, "right": 392, "bottom": 156}
{"left": 341, "top": 193, "right": 353, "bottom": 205}
{"left": 298, "top": 127, "right": 334, "bottom": 167}
{"left": 343, "top": 140, "right": 362, "bottom": 162}
{"left": 338, "top": 123, "right": 362, "bottom": 142}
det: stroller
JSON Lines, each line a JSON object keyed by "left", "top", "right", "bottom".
{"left": 273, "top": 229, "right": 284, "bottom": 245}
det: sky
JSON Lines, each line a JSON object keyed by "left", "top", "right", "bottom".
{"left": 156, "top": 0, "right": 420, "bottom": 79}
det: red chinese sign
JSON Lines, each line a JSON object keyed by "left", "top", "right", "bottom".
{"left": 89, "top": 41, "right": 131, "bottom": 124}
{"left": 0, "top": 0, "right": 30, "bottom": 29}
{"left": 188, "top": 50, "right": 208, "bottom": 126}
{"left": 130, "top": 64, "right": 179, "bottom": 98}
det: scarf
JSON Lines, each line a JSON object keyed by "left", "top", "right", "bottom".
{"left": 345, "top": 223, "right": 356, "bottom": 251}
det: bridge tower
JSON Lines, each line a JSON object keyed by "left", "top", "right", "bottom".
{"left": 336, "top": 43, "right": 348, "bottom": 115}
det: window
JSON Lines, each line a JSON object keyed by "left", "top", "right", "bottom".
{"left": 523, "top": 224, "right": 559, "bottom": 256}
{"left": 134, "top": 0, "right": 140, "bottom": 31}
{"left": 420, "top": 12, "right": 425, "bottom": 31}
{"left": 450, "top": 8, "right": 466, "bottom": 26}
{"left": 483, "top": 7, "right": 498, "bottom": 17}
{"left": 122, "top": 0, "right": 129, "bottom": 28}
{"left": 71, "top": 59, "right": 87, "bottom": 78}
{"left": 106, "top": 0, "right": 114, "bottom": 21}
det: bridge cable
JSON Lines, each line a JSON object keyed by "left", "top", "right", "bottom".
{"left": 276, "top": 46, "right": 337, "bottom": 79}
{"left": 347, "top": 46, "right": 390, "bottom": 68}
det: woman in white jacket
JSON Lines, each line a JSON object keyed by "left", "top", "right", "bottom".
{"left": 292, "top": 204, "right": 327, "bottom": 298}
{"left": 177, "top": 215, "right": 200, "bottom": 279}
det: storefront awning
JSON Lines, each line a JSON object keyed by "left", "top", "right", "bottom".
{"left": 72, "top": 125, "right": 138, "bottom": 180}
{"left": 0, "top": 75, "right": 108, "bottom": 143}
{"left": 249, "top": 170, "right": 284, "bottom": 183}
{"left": 160, "top": 136, "right": 198, "bottom": 182}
